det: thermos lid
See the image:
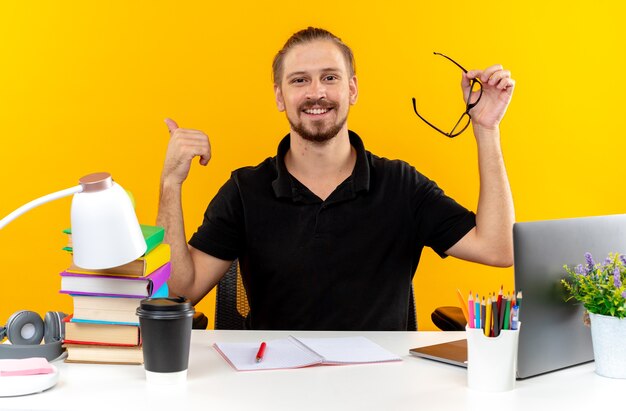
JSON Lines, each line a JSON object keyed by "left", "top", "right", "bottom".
{"left": 136, "top": 296, "right": 195, "bottom": 319}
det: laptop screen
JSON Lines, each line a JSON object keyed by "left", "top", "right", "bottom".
{"left": 513, "top": 214, "right": 626, "bottom": 378}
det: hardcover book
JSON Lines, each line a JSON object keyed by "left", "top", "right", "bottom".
{"left": 63, "top": 344, "right": 143, "bottom": 365}
{"left": 60, "top": 262, "right": 171, "bottom": 298}
{"left": 63, "top": 225, "right": 165, "bottom": 256}
{"left": 71, "top": 296, "right": 140, "bottom": 325}
{"left": 66, "top": 243, "right": 170, "bottom": 277}
{"left": 69, "top": 283, "right": 167, "bottom": 324}
{"left": 63, "top": 316, "right": 140, "bottom": 346}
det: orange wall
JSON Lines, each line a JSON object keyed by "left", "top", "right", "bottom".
{"left": 1, "top": 1, "right": 625, "bottom": 330}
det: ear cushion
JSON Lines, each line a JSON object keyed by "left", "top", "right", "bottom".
{"left": 43, "top": 311, "right": 67, "bottom": 343}
{"left": 6, "top": 310, "right": 45, "bottom": 345}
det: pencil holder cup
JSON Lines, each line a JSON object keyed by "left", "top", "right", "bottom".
{"left": 466, "top": 324, "right": 520, "bottom": 392}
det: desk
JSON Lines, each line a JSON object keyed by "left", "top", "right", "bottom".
{"left": 0, "top": 330, "right": 621, "bottom": 410}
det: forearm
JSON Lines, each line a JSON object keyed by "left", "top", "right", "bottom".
{"left": 473, "top": 125, "right": 515, "bottom": 266}
{"left": 157, "top": 179, "right": 197, "bottom": 297}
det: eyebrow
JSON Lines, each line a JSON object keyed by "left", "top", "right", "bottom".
{"left": 286, "top": 68, "right": 342, "bottom": 79}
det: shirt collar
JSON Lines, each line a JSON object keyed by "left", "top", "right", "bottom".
{"left": 272, "top": 130, "right": 371, "bottom": 199}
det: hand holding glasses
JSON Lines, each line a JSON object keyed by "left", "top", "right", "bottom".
{"left": 412, "top": 52, "right": 483, "bottom": 138}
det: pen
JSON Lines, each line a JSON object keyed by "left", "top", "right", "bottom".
{"left": 511, "top": 305, "right": 520, "bottom": 330}
{"left": 256, "top": 342, "right": 267, "bottom": 363}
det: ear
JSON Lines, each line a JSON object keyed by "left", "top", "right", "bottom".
{"left": 349, "top": 75, "right": 358, "bottom": 105}
{"left": 274, "top": 84, "right": 286, "bottom": 112}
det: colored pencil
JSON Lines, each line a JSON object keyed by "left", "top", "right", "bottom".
{"left": 503, "top": 298, "right": 512, "bottom": 330}
{"left": 484, "top": 296, "right": 492, "bottom": 337}
{"left": 499, "top": 296, "right": 507, "bottom": 332}
{"left": 475, "top": 294, "right": 481, "bottom": 329}
{"left": 491, "top": 297, "right": 500, "bottom": 337}
{"left": 468, "top": 292, "right": 474, "bottom": 329}
{"left": 480, "top": 297, "right": 486, "bottom": 333}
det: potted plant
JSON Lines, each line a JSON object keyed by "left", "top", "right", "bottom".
{"left": 562, "top": 252, "right": 626, "bottom": 378}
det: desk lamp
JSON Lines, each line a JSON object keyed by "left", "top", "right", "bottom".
{"left": 0, "top": 172, "right": 146, "bottom": 396}
{"left": 0, "top": 172, "right": 146, "bottom": 268}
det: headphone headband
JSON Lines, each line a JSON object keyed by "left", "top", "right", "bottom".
{"left": 0, "top": 341, "right": 64, "bottom": 361}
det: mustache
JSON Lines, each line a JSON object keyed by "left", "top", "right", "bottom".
{"left": 299, "top": 99, "right": 335, "bottom": 111}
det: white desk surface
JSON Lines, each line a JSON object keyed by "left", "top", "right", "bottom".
{"left": 0, "top": 330, "right": 622, "bottom": 411}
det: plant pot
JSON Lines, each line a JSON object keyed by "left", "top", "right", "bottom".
{"left": 589, "top": 312, "right": 626, "bottom": 378}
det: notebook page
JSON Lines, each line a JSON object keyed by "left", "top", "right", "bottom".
{"left": 213, "top": 338, "right": 323, "bottom": 371}
{"left": 293, "top": 336, "right": 402, "bottom": 364}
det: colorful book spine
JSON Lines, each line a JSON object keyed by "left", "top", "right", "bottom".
{"left": 66, "top": 243, "right": 170, "bottom": 277}
{"left": 60, "top": 262, "right": 171, "bottom": 298}
{"left": 63, "top": 225, "right": 165, "bottom": 255}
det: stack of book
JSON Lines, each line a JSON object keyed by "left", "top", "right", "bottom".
{"left": 60, "top": 225, "right": 170, "bottom": 364}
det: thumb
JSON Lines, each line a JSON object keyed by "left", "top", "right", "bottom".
{"left": 164, "top": 118, "right": 179, "bottom": 134}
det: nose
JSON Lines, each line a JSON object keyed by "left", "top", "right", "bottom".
{"left": 306, "top": 79, "right": 326, "bottom": 100}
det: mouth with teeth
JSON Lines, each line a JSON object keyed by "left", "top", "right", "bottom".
{"left": 301, "top": 105, "right": 335, "bottom": 119}
{"left": 303, "top": 107, "right": 331, "bottom": 115}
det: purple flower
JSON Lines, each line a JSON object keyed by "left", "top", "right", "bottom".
{"left": 585, "top": 252, "right": 595, "bottom": 274}
{"left": 574, "top": 264, "right": 586, "bottom": 275}
{"left": 620, "top": 254, "right": 626, "bottom": 266}
{"left": 615, "top": 267, "right": 622, "bottom": 288}
{"left": 622, "top": 290, "right": 626, "bottom": 299}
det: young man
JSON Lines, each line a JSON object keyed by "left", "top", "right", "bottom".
{"left": 157, "top": 27, "right": 515, "bottom": 330}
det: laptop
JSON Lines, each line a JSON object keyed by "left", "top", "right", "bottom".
{"left": 410, "top": 213, "right": 626, "bottom": 378}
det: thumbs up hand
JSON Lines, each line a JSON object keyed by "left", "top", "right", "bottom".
{"left": 161, "top": 118, "right": 212, "bottom": 185}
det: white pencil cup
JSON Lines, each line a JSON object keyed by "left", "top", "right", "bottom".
{"left": 466, "top": 324, "right": 520, "bottom": 392}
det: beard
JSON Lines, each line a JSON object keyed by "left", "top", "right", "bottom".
{"left": 287, "top": 99, "right": 348, "bottom": 143}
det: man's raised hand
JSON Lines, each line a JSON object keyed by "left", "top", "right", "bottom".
{"left": 161, "top": 118, "right": 212, "bottom": 185}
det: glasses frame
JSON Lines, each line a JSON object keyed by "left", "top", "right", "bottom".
{"left": 412, "top": 52, "right": 483, "bottom": 138}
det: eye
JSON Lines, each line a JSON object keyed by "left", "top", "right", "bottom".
{"left": 290, "top": 78, "right": 307, "bottom": 84}
{"left": 323, "top": 75, "right": 338, "bottom": 81}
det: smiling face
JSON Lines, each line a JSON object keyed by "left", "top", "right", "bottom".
{"left": 274, "top": 40, "right": 358, "bottom": 143}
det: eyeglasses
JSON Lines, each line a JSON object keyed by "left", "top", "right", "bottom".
{"left": 412, "top": 52, "right": 483, "bottom": 138}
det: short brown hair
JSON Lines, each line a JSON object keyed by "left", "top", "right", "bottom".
{"left": 272, "top": 27, "right": 356, "bottom": 85}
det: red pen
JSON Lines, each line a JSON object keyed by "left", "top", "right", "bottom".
{"left": 256, "top": 342, "right": 267, "bottom": 363}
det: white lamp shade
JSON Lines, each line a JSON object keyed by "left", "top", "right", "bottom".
{"left": 70, "top": 181, "right": 147, "bottom": 269}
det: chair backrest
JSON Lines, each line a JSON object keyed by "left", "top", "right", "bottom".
{"left": 407, "top": 286, "right": 417, "bottom": 331}
{"left": 214, "top": 260, "right": 249, "bottom": 330}
{"left": 214, "top": 260, "right": 418, "bottom": 331}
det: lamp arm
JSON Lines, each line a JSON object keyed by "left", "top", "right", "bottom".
{"left": 0, "top": 185, "right": 84, "bottom": 229}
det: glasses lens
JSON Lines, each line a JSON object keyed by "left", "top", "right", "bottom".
{"left": 450, "top": 112, "right": 471, "bottom": 137}
{"left": 413, "top": 53, "right": 475, "bottom": 138}
{"left": 471, "top": 80, "right": 482, "bottom": 94}
{"left": 467, "top": 80, "right": 482, "bottom": 107}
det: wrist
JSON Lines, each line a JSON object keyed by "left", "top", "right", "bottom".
{"left": 472, "top": 123, "right": 500, "bottom": 140}
{"left": 160, "top": 175, "right": 184, "bottom": 191}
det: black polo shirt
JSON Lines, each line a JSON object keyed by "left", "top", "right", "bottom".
{"left": 189, "top": 131, "right": 476, "bottom": 331}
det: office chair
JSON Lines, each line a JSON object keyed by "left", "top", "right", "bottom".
{"left": 407, "top": 287, "right": 417, "bottom": 331}
{"left": 431, "top": 306, "right": 466, "bottom": 331}
{"left": 214, "top": 260, "right": 249, "bottom": 330}
{"left": 192, "top": 311, "right": 209, "bottom": 330}
{"left": 214, "top": 259, "right": 418, "bottom": 331}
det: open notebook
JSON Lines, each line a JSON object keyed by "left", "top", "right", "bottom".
{"left": 214, "top": 336, "right": 401, "bottom": 371}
